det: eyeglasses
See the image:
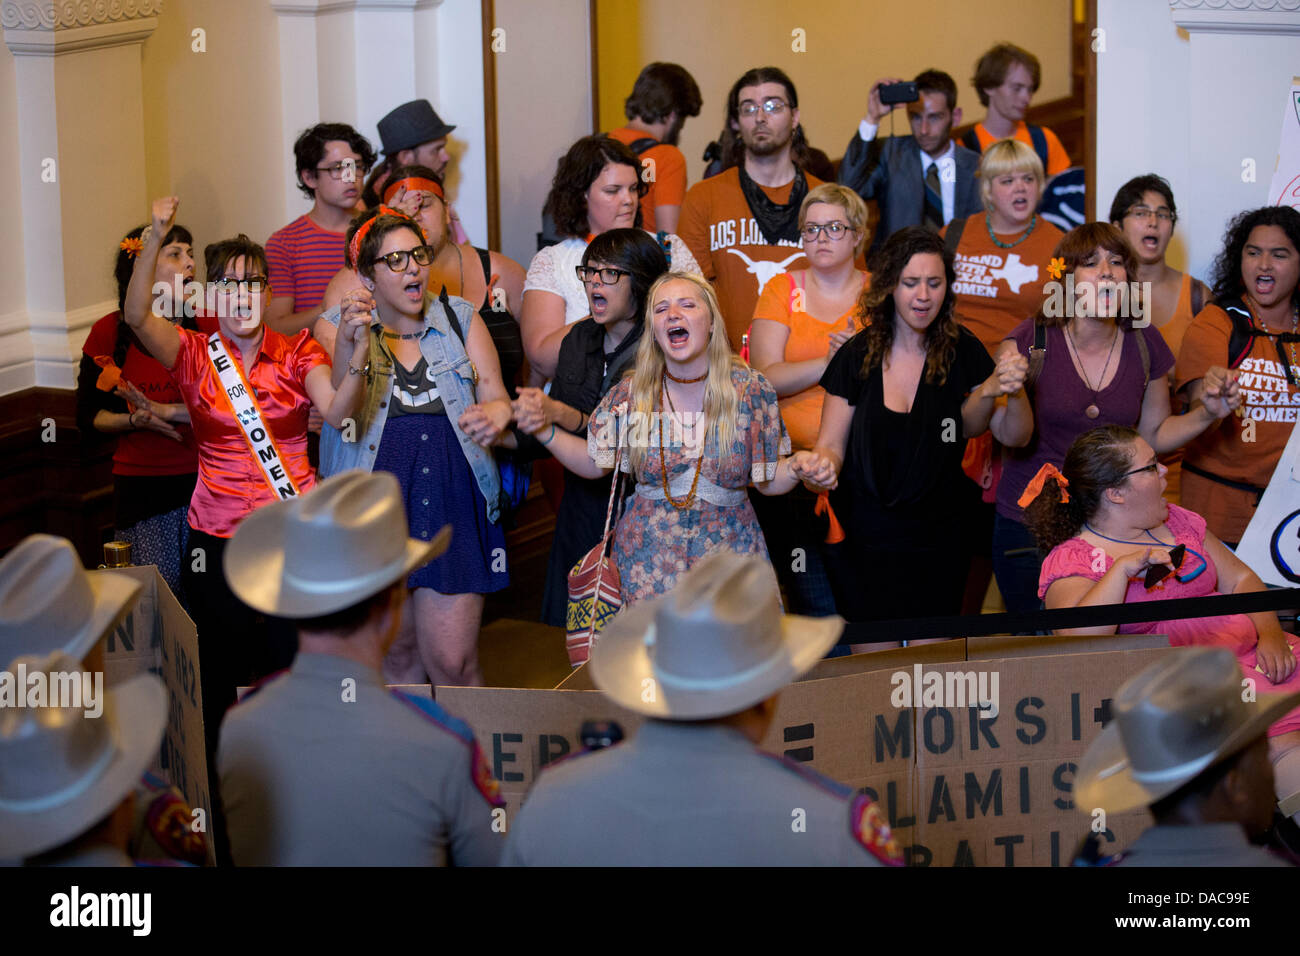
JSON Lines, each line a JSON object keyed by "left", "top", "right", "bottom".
{"left": 738, "top": 98, "right": 789, "bottom": 118}
{"left": 214, "top": 276, "right": 267, "bottom": 294}
{"left": 374, "top": 245, "right": 435, "bottom": 272}
{"left": 801, "top": 221, "right": 852, "bottom": 242}
{"left": 1119, "top": 461, "right": 1160, "bottom": 480}
{"left": 1125, "top": 205, "right": 1176, "bottom": 225}
{"left": 575, "top": 265, "right": 630, "bottom": 285}
{"left": 315, "top": 159, "right": 370, "bottom": 180}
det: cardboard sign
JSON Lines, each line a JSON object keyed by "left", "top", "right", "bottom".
{"left": 98, "top": 566, "right": 214, "bottom": 867}
{"left": 1267, "top": 78, "right": 1300, "bottom": 211}
{"left": 1237, "top": 411, "right": 1300, "bottom": 586}
{"left": 439, "top": 639, "right": 1173, "bottom": 866}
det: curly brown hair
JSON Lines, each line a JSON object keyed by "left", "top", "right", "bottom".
{"left": 857, "top": 226, "right": 959, "bottom": 385}
{"left": 1023, "top": 425, "right": 1139, "bottom": 553}
{"left": 542, "top": 135, "right": 646, "bottom": 239}
{"left": 1037, "top": 223, "right": 1141, "bottom": 328}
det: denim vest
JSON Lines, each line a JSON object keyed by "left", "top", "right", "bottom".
{"left": 320, "top": 292, "right": 503, "bottom": 524}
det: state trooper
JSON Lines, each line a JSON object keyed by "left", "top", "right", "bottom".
{"left": 501, "top": 550, "right": 903, "bottom": 866}
{"left": 1073, "top": 646, "right": 1299, "bottom": 867}
{"left": 217, "top": 470, "right": 503, "bottom": 865}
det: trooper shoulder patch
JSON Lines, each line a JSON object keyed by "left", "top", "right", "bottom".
{"left": 850, "top": 793, "right": 904, "bottom": 866}
{"left": 470, "top": 741, "right": 505, "bottom": 808}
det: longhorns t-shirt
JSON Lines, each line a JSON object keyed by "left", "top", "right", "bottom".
{"left": 943, "top": 214, "right": 1063, "bottom": 354}
{"left": 678, "top": 166, "right": 825, "bottom": 350}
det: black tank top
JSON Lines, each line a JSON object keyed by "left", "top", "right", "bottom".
{"left": 474, "top": 247, "right": 524, "bottom": 398}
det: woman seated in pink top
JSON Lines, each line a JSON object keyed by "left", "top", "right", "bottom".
{"left": 1024, "top": 424, "right": 1300, "bottom": 824}
{"left": 748, "top": 183, "right": 869, "bottom": 617}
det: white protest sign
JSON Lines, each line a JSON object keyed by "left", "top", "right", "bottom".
{"left": 1267, "top": 78, "right": 1300, "bottom": 211}
{"left": 1237, "top": 416, "right": 1300, "bottom": 587}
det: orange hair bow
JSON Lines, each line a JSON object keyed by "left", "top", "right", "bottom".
{"left": 1017, "top": 462, "right": 1070, "bottom": 509}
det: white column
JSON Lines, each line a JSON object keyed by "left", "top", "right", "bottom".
{"left": 267, "top": 0, "right": 487, "bottom": 241}
{"left": 1, "top": 0, "right": 161, "bottom": 393}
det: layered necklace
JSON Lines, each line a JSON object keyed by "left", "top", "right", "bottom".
{"left": 985, "top": 212, "right": 1037, "bottom": 249}
{"left": 659, "top": 368, "right": 706, "bottom": 510}
{"left": 1065, "top": 321, "right": 1121, "bottom": 419}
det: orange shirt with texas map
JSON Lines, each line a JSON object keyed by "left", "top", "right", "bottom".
{"left": 942, "top": 214, "right": 1064, "bottom": 353}
{"left": 678, "top": 167, "right": 826, "bottom": 350}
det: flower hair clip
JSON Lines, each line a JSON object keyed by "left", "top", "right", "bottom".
{"left": 119, "top": 236, "right": 144, "bottom": 258}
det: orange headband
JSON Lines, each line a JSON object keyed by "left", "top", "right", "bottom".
{"left": 349, "top": 205, "right": 425, "bottom": 269}
{"left": 1018, "top": 462, "right": 1070, "bottom": 509}
{"left": 383, "top": 177, "right": 444, "bottom": 204}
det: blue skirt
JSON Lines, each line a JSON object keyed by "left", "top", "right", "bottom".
{"left": 373, "top": 413, "right": 508, "bottom": 594}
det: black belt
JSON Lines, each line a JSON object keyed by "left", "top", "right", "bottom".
{"left": 1182, "top": 462, "right": 1266, "bottom": 501}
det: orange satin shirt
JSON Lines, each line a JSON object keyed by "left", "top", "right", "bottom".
{"left": 171, "top": 326, "right": 329, "bottom": 537}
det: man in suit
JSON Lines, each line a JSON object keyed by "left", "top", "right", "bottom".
{"left": 838, "top": 69, "right": 981, "bottom": 254}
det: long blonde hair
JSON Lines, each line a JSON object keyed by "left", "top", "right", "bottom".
{"left": 627, "top": 272, "right": 747, "bottom": 476}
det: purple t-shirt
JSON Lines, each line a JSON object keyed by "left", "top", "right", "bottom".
{"left": 997, "top": 319, "right": 1174, "bottom": 521}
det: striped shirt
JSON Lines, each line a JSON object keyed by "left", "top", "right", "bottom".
{"left": 265, "top": 214, "right": 346, "bottom": 314}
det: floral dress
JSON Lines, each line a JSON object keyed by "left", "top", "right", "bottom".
{"left": 588, "top": 366, "right": 791, "bottom": 605}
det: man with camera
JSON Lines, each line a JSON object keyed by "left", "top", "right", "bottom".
{"left": 839, "top": 69, "right": 983, "bottom": 254}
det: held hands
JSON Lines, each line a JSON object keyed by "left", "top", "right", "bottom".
{"left": 1255, "top": 631, "right": 1298, "bottom": 685}
{"left": 1200, "top": 366, "right": 1241, "bottom": 419}
{"left": 511, "top": 387, "right": 554, "bottom": 436}
{"left": 459, "top": 402, "right": 511, "bottom": 448}
{"left": 789, "top": 450, "right": 838, "bottom": 491}
{"left": 386, "top": 185, "right": 424, "bottom": 223}
{"left": 866, "top": 77, "right": 904, "bottom": 125}
{"left": 114, "top": 381, "right": 183, "bottom": 442}
{"left": 982, "top": 351, "right": 1030, "bottom": 399}
{"left": 339, "top": 290, "right": 376, "bottom": 346}
{"left": 827, "top": 328, "right": 854, "bottom": 364}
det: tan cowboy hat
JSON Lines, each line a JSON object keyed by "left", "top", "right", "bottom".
{"left": 0, "top": 651, "right": 166, "bottom": 859}
{"left": 225, "top": 470, "right": 451, "bottom": 618}
{"left": 0, "top": 534, "right": 141, "bottom": 665}
{"left": 591, "top": 551, "right": 844, "bottom": 720}
{"left": 1074, "top": 647, "right": 1300, "bottom": 816}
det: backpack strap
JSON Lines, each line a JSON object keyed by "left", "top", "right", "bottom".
{"left": 1027, "top": 124, "right": 1050, "bottom": 174}
{"left": 943, "top": 215, "right": 967, "bottom": 260}
{"left": 1026, "top": 320, "right": 1047, "bottom": 387}
{"left": 1224, "top": 298, "right": 1257, "bottom": 370}
{"left": 439, "top": 285, "right": 465, "bottom": 345}
{"left": 1134, "top": 325, "right": 1150, "bottom": 394}
{"left": 961, "top": 128, "right": 982, "bottom": 153}
{"left": 625, "top": 136, "right": 659, "bottom": 155}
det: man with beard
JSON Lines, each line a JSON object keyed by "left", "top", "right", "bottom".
{"left": 678, "top": 66, "right": 825, "bottom": 350}
{"left": 608, "top": 63, "right": 702, "bottom": 235}
{"left": 839, "top": 69, "right": 982, "bottom": 253}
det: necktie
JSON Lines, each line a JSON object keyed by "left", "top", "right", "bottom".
{"left": 923, "top": 161, "right": 944, "bottom": 230}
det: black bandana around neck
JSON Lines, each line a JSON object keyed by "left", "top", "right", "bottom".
{"left": 736, "top": 165, "right": 808, "bottom": 245}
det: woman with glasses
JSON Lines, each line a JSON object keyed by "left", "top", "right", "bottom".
{"left": 522, "top": 135, "right": 701, "bottom": 380}
{"left": 1025, "top": 426, "right": 1300, "bottom": 785}
{"left": 318, "top": 164, "right": 527, "bottom": 396}
{"left": 511, "top": 229, "right": 668, "bottom": 626}
{"left": 123, "top": 196, "right": 369, "bottom": 772}
{"left": 318, "top": 206, "right": 513, "bottom": 687}
{"left": 992, "top": 222, "right": 1240, "bottom": 615}
{"left": 1109, "top": 174, "right": 1212, "bottom": 359}
{"left": 747, "top": 183, "right": 869, "bottom": 616}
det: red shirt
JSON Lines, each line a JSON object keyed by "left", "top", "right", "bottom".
{"left": 170, "top": 326, "right": 329, "bottom": 537}
{"left": 265, "top": 214, "right": 346, "bottom": 314}
{"left": 82, "top": 311, "right": 217, "bottom": 476}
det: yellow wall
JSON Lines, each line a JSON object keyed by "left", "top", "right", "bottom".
{"left": 141, "top": 0, "right": 286, "bottom": 254}
{"left": 595, "top": 0, "right": 1073, "bottom": 182}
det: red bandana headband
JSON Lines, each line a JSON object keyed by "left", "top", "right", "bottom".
{"left": 348, "top": 205, "right": 425, "bottom": 269}
{"left": 383, "top": 177, "right": 444, "bottom": 204}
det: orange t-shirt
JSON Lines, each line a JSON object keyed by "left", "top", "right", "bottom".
{"left": 1175, "top": 303, "right": 1300, "bottom": 542}
{"left": 1155, "top": 272, "right": 1199, "bottom": 362}
{"left": 678, "top": 166, "right": 826, "bottom": 350}
{"left": 972, "top": 121, "right": 1071, "bottom": 176}
{"left": 944, "top": 214, "right": 1064, "bottom": 354}
{"left": 751, "top": 271, "right": 866, "bottom": 450}
{"left": 607, "top": 127, "right": 687, "bottom": 234}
